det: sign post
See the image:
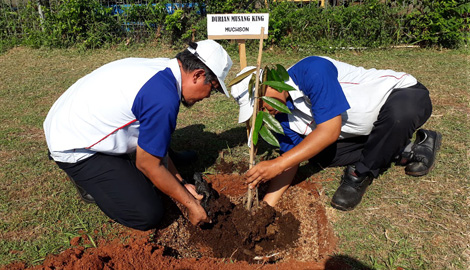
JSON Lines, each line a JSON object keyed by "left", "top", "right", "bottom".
{"left": 207, "top": 13, "right": 269, "bottom": 210}
{"left": 237, "top": 40, "right": 247, "bottom": 69}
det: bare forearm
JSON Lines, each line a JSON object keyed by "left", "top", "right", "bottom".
{"left": 263, "top": 165, "right": 298, "bottom": 206}
{"left": 135, "top": 148, "right": 196, "bottom": 209}
{"left": 275, "top": 115, "right": 342, "bottom": 172}
{"left": 135, "top": 145, "right": 209, "bottom": 225}
{"left": 167, "top": 157, "right": 183, "bottom": 182}
{"left": 245, "top": 116, "right": 341, "bottom": 189}
{"left": 276, "top": 127, "right": 337, "bottom": 170}
{"left": 147, "top": 165, "right": 197, "bottom": 208}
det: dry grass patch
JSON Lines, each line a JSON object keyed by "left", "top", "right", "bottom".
{"left": 0, "top": 47, "right": 468, "bottom": 269}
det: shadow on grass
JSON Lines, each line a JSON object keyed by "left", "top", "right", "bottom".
{"left": 171, "top": 123, "right": 335, "bottom": 181}
{"left": 170, "top": 124, "right": 248, "bottom": 177}
{"left": 294, "top": 161, "right": 326, "bottom": 184}
{"left": 171, "top": 123, "right": 354, "bottom": 187}
{"left": 324, "top": 254, "right": 374, "bottom": 270}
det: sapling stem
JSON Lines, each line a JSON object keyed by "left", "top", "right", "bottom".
{"left": 247, "top": 27, "right": 264, "bottom": 211}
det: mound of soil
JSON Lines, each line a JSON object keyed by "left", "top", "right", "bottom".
{"left": 188, "top": 195, "right": 300, "bottom": 262}
{"left": 5, "top": 174, "right": 339, "bottom": 270}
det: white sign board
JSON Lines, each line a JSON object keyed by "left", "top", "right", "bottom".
{"left": 207, "top": 13, "right": 269, "bottom": 39}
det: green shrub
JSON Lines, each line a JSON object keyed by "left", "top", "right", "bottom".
{"left": 0, "top": 3, "right": 19, "bottom": 52}
{"left": 164, "top": 5, "right": 208, "bottom": 47}
{"left": 164, "top": 9, "right": 185, "bottom": 45}
{"left": 269, "top": 0, "right": 400, "bottom": 51}
{"left": 205, "top": 0, "right": 264, "bottom": 14}
{"left": 121, "top": 1, "right": 168, "bottom": 42}
{"left": 0, "top": 1, "right": 43, "bottom": 50}
{"left": 403, "top": 0, "right": 468, "bottom": 48}
{"left": 40, "top": 0, "right": 122, "bottom": 49}
{"left": 267, "top": 2, "right": 296, "bottom": 48}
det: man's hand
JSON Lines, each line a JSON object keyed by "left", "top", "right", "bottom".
{"left": 245, "top": 159, "right": 284, "bottom": 189}
{"left": 245, "top": 115, "right": 342, "bottom": 190}
{"left": 183, "top": 183, "right": 204, "bottom": 200}
{"left": 136, "top": 146, "right": 210, "bottom": 227}
{"left": 187, "top": 202, "right": 211, "bottom": 226}
{"left": 180, "top": 181, "right": 211, "bottom": 226}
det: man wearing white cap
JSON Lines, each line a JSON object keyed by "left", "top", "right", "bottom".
{"left": 231, "top": 56, "right": 441, "bottom": 211}
{"left": 44, "top": 40, "right": 232, "bottom": 230}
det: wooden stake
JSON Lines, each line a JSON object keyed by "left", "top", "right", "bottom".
{"left": 247, "top": 27, "right": 265, "bottom": 211}
{"left": 237, "top": 40, "right": 247, "bottom": 70}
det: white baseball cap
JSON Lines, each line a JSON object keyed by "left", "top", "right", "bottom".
{"left": 230, "top": 66, "right": 259, "bottom": 123}
{"left": 187, "top": 40, "right": 233, "bottom": 97}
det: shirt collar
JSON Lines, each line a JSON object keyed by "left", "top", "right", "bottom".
{"left": 285, "top": 77, "right": 305, "bottom": 100}
{"left": 168, "top": 58, "right": 182, "bottom": 99}
{"left": 284, "top": 76, "right": 313, "bottom": 117}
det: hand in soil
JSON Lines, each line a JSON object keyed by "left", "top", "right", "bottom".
{"left": 193, "top": 172, "right": 215, "bottom": 215}
{"left": 184, "top": 172, "right": 218, "bottom": 226}
{"left": 187, "top": 200, "right": 211, "bottom": 226}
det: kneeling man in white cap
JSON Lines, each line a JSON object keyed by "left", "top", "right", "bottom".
{"left": 44, "top": 40, "right": 232, "bottom": 230}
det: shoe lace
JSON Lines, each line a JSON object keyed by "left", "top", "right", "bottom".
{"left": 414, "top": 155, "right": 426, "bottom": 162}
{"left": 408, "top": 149, "right": 428, "bottom": 163}
{"left": 340, "top": 173, "right": 371, "bottom": 189}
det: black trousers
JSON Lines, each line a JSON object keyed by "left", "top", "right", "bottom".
{"left": 56, "top": 153, "right": 163, "bottom": 231}
{"left": 311, "top": 82, "right": 432, "bottom": 177}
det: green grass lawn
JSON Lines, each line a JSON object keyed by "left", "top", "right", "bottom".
{"left": 0, "top": 45, "right": 468, "bottom": 269}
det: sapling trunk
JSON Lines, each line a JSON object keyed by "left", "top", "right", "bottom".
{"left": 228, "top": 31, "right": 292, "bottom": 211}
{"left": 246, "top": 28, "right": 265, "bottom": 211}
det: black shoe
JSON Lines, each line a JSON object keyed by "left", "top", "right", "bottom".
{"left": 331, "top": 165, "right": 373, "bottom": 211}
{"left": 394, "top": 141, "right": 414, "bottom": 166}
{"left": 405, "top": 129, "right": 442, "bottom": 177}
{"left": 67, "top": 176, "right": 95, "bottom": 204}
{"left": 168, "top": 148, "right": 198, "bottom": 166}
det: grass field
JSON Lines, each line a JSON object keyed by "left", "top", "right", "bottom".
{"left": 0, "top": 44, "right": 469, "bottom": 269}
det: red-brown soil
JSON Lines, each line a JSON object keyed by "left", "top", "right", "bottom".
{"left": 4, "top": 174, "right": 345, "bottom": 270}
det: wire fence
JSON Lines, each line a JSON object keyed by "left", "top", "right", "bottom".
{"left": 1, "top": 0, "right": 467, "bottom": 49}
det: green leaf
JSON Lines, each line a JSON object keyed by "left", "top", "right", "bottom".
{"left": 265, "top": 66, "right": 273, "bottom": 81}
{"left": 248, "top": 74, "right": 256, "bottom": 99}
{"left": 252, "top": 111, "right": 264, "bottom": 146}
{"left": 270, "top": 68, "right": 282, "bottom": 82}
{"left": 262, "top": 111, "right": 284, "bottom": 135}
{"left": 227, "top": 67, "right": 257, "bottom": 87}
{"left": 275, "top": 64, "right": 290, "bottom": 81}
{"left": 252, "top": 127, "right": 258, "bottom": 146}
{"left": 261, "top": 65, "right": 269, "bottom": 96}
{"left": 259, "top": 126, "right": 280, "bottom": 147}
{"left": 261, "top": 96, "right": 292, "bottom": 114}
{"left": 263, "top": 81, "right": 296, "bottom": 92}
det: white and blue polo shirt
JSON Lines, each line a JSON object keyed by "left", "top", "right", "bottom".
{"left": 44, "top": 58, "right": 182, "bottom": 163}
{"left": 277, "top": 56, "right": 418, "bottom": 153}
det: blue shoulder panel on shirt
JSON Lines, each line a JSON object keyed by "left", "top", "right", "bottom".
{"left": 288, "top": 56, "right": 350, "bottom": 125}
{"left": 132, "top": 68, "right": 179, "bottom": 158}
{"left": 274, "top": 113, "right": 304, "bottom": 154}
